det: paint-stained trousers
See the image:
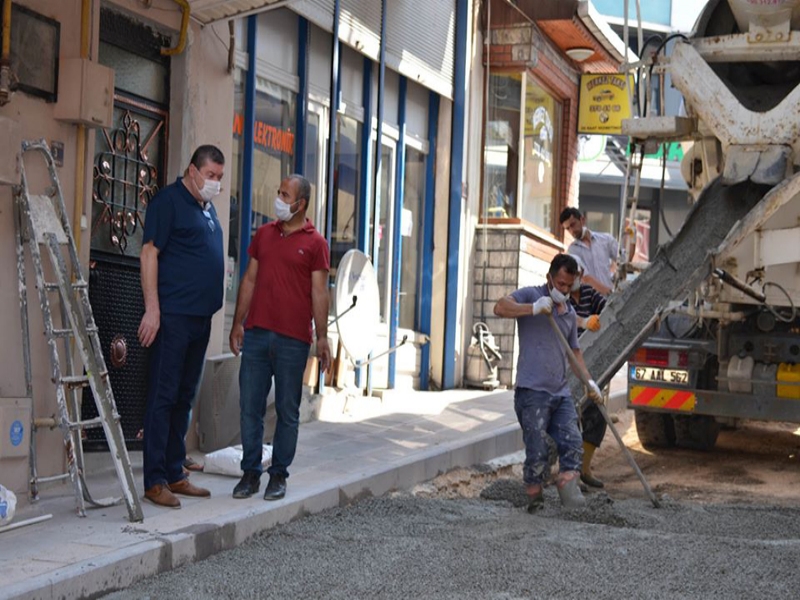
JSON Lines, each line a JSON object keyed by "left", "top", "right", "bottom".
{"left": 514, "top": 387, "right": 583, "bottom": 486}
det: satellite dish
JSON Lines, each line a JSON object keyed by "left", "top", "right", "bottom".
{"left": 334, "top": 249, "right": 380, "bottom": 362}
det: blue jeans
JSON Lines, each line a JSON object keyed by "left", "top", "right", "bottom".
{"left": 514, "top": 387, "right": 583, "bottom": 486}
{"left": 239, "top": 327, "right": 310, "bottom": 477}
{"left": 143, "top": 313, "right": 211, "bottom": 490}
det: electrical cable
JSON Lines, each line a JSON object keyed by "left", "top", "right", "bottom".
{"left": 762, "top": 281, "right": 797, "bottom": 323}
{"left": 658, "top": 144, "right": 675, "bottom": 239}
{"left": 644, "top": 33, "right": 689, "bottom": 119}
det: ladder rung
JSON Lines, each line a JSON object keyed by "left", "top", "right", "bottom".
{"left": 43, "top": 281, "right": 88, "bottom": 291}
{"left": 34, "top": 473, "right": 71, "bottom": 484}
{"left": 60, "top": 375, "right": 90, "bottom": 388}
{"left": 69, "top": 417, "right": 105, "bottom": 430}
{"left": 52, "top": 327, "right": 98, "bottom": 338}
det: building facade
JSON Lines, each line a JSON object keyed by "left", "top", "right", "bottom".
{"left": 0, "top": 0, "right": 628, "bottom": 502}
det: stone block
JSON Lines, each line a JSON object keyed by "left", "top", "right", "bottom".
{"left": 485, "top": 267, "right": 504, "bottom": 284}
{"left": 505, "top": 233, "right": 521, "bottom": 251}
{"left": 491, "top": 25, "right": 532, "bottom": 45}
{"left": 489, "top": 251, "right": 518, "bottom": 268}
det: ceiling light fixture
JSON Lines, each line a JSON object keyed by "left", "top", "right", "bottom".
{"left": 566, "top": 47, "right": 595, "bottom": 62}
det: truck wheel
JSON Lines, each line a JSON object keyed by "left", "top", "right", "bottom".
{"left": 673, "top": 415, "right": 720, "bottom": 451}
{"left": 634, "top": 410, "right": 676, "bottom": 449}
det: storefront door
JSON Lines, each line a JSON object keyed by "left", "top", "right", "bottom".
{"left": 81, "top": 10, "right": 170, "bottom": 449}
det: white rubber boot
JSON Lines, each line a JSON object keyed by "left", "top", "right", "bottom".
{"left": 556, "top": 471, "right": 586, "bottom": 509}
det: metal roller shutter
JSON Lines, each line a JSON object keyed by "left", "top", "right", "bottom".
{"left": 292, "top": 0, "right": 455, "bottom": 99}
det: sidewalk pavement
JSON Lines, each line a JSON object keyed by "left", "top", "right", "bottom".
{"left": 1, "top": 369, "right": 629, "bottom": 600}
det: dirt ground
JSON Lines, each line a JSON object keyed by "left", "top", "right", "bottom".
{"left": 414, "top": 410, "right": 800, "bottom": 507}
{"left": 592, "top": 411, "right": 800, "bottom": 506}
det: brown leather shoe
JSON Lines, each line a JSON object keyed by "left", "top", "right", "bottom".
{"left": 169, "top": 478, "right": 211, "bottom": 498}
{"left": 144, "top": 484, "right": 181, "bottom": 509}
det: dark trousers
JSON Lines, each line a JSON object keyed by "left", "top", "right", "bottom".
{"left": 581, "top": 402, "right": 607, "bottom": 448}
{"left": 143, "top": 313, "right": 211, "bottom": 490}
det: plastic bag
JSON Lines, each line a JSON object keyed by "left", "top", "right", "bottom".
{"left": 0, "top": 485, "right": 17, "bottom": 527}
{"left": 203, "top": 444, "right": 272, "bottom": 477}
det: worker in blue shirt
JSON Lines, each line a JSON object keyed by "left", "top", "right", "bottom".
{"left": 138, "top": 145, "right": 225, "bottom": 509}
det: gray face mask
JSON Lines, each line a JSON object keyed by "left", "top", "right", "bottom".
{"left": 571, "top": 276, "right": 582, "bottom": 292}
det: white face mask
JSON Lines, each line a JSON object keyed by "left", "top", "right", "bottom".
{"left": 570, "top": 277, "right": 582, "bottom": 292}
{"left": 581, "top": 226, "right": 589, "bottom": 240}
{"left": 550, "top": 286, "right": 568, "bottom": 304}
{"left": 198, "top": 179, "right": 221, "bottom": 202}
{"left": 274, "top": 196, "right": 297, "bottom": 222}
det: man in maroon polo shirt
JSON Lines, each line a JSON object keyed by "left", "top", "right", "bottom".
{"left": 229, "top": 174, "right": 331, "bottom": 501}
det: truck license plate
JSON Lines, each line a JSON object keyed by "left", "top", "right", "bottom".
{"left": 631, "top": 366, "right": 689, "bottom": 385}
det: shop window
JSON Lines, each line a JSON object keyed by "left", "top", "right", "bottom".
{"left": 585, "top": 210, "right": 615, "bottom": 236}
{"left": 484, "top": 74, "right": 521, "bottom": 220}
{"left": 249, "top": 81, "right": 296, "bottom": 233}
{"left": 330, "top": 114, "right": 362, "bottom": 282}
{"left": 399, "top": 147, "right": 426, "bottom": 330}
{"left": 483, "top": 72, "right": 562, "bottom": 234}
{"left": 521, "top": 78, "right": 561, "bottom": 230}
{"left": 225, "top": 77, "right": 246, "bottom": 339}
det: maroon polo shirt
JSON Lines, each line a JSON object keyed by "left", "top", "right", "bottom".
{"left": 246, "top": 219, "right": 329, "bottom": 344}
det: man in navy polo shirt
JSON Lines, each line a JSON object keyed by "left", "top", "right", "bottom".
{"left": 494, "top": 253, "right": 603, "bottom": 512}
{"left": 229, "top": 174, "right": 331, "bottom": 501}
{"left": 138, "top": 145, "right": 225, "bottom": 509}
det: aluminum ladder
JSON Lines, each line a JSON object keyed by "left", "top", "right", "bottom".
{"left": 14, "top": 139, "right": 143, "bottom": 522}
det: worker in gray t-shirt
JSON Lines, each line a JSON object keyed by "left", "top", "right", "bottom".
{"left": 494, "top": 253, "right": 603, "bottom": 512}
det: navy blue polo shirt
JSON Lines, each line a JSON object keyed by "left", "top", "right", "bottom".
{"left": 143, "top": 177, "right": 224, "bottom": 317}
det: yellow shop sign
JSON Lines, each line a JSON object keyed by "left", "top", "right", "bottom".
{"left": 577, "top": 73, "right": 634, "bottom": 135}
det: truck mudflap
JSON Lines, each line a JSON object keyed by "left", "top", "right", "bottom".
{"left": 629, "top": 385, "right": 696, "bottom": 412}
{"left": 629, "top": 385, "right": 800, "bottom": 424}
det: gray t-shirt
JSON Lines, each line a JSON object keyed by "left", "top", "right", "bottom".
{"left": 511, "top": 284, "right": 579, "bottom": 396}
{"left": 568, "top": 231, "right": 618, "bottom": 291}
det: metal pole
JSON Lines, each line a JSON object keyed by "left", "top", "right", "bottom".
{"left": 388, "top": 76, "right": 407, "bottom": 388}
{"left": 294, "top": 17, "right": 309, "bottom": 174}
{"left": 325, "top": 0, "right": 341, "bottom": 248}
{"left": 418, "top": 92, "right": 439, "bottom": 391}
{"left": 442, "top": 0, "right": 469, "bottom": 389}
{"left": 546, "top": 313, "right": 660, "bottom": 508}
{"left": 239, "top": 15, "right": 257, "bottom": 279}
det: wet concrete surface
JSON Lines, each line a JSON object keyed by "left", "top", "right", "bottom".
{"left": 104, "top": 441, "right": 800, "bottom": 600}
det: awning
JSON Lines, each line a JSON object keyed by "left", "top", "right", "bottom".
{"left": 189, "top": 0, "right": 289, "bottom": 25}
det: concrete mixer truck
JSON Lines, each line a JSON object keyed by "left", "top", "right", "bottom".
{"left": 575, "top": 0, "right": 800, "bottom": 451}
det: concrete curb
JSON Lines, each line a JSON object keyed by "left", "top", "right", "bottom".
{"left": 4, "top": 423, "right": 522, "bottom": 600}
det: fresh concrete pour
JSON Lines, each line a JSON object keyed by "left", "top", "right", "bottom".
{"left": 104, "top": 466, "right": 800, "bottom": 599}
{"left": 572, "top": 179, "right": 771, "bottom": 398}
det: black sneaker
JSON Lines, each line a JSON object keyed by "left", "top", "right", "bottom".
{"left": 263, "top": 474, "right": 286, "bottom": 501}
{"left": 232, "top": 471, "right": 260, "bottom": 499}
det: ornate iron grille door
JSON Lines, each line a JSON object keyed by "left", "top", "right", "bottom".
{"left": 91, "top": 95, "right": 167, "bottom": 257}
{"left": 82, "top": 94, "right": 168, "bottom": 450}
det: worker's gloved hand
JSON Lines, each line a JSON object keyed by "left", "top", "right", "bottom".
{"left": 532, "top": 296, "right": 553, "bottom": 316}
{"left": 587, "top": 379, "right": 604, "bottom": 405}
{"left": 585, "top": 315, "right": 601, "bottom": 332}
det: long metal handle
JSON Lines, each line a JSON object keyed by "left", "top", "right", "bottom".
{"left": 547, "top": 313, "right": 661, "bottom": 508}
